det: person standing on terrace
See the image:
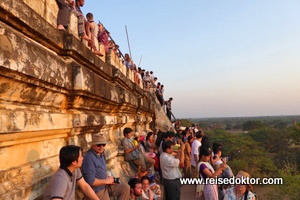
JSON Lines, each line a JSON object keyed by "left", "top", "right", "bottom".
{"left": 113, "top": 45, "right": 119, "bottom": 55}
{"left": 97, "top": 23, "right": 110, "bottom": 54}
{"left": 124, "top": 54, "right": 134, "bottom": 69}
{"left": 86, "top": 13, "right": 98, "bottom": 38}
{"left": 56, "top": 0, "right": 75, "bottom": 30}
{"left": 74, "top": 0, "right": 103, "bottom": 56}
{"left": 152, "top": 77, "right": 158, "bottom": 86}
{"left": 156, "top": 84, "right": 163, "bottom": 105}
{"left": 143, "top": 71, "right": 151, "bottom": 90}
{"left": 150, "top": 71, "right": 155, "bottom": 81}
{"left": 165, "top": 97, "right": 173, "bottom": 120}
{"left": 160, "top": 140, "right": 185, "bottom": 200}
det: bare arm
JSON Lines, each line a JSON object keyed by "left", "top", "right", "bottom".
{"left": 125, "top": 145, "right": 139, "bottom": 154}
{"left": 77, "top": 178, "right": 99, "bottom": 200}
{"left": 149, "top": 190, "right": 154, "bottom": 200}
{"left": 202, "top": 163, "right": 226, "bottom": 178}
{"left": 176, "top": 142, "right": 185, "bottom": 165}
{"left": 92, "top": 176, "right": 114, "bottom": 187}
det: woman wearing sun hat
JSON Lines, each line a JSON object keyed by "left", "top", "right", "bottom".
{"left": 223, "top": 171, "right": 256, "bottom": 200}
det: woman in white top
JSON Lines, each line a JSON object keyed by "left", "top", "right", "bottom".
{"left": 198, "top": 147, "right": 226, "bottom": 200}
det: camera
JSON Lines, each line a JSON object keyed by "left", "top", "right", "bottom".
{"left": 114, "top": 177, "right": 120, "bottom": 184}
{"left": 222, "top": 157, "right": 228, "bottom": 163}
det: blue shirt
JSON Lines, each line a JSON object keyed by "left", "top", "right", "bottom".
{"left": 82, "top": 148, "right": 107, "bottom": 193}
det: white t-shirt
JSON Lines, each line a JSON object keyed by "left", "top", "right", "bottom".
{"left": 150, "top": 74, "right": 155, "bottom": 81}
{"left": 191, "top": 139, "right": 202, "bottom": 167}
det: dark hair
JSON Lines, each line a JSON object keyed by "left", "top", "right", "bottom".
{"left": 195, "top": 131, "right": 202, "bottom": 139}
{"left": 169, "top": 97, "right": 173, "bottom": 100}
{"left": 213, "top": 147, "right": 221, "bottom": 155}
{"left": 166, "top": 131, "right": 175, "bottom": 138}
{"left": 124, "top": 128, "right": 133, "bottom": 136}
{"left": 213, "top": 142, "right": 222, "bottom": 150}
{"left": 201, "top": 136, "right": 210, "bottom": 149}
{"left": 141, "top": 176, "right": 150, "bottom": 183}
{"left": 187, "top": 135, "right": 194, "bottom": 142}
{"left": 162, "top": 140, "right": 174, "bottom": 152}
{"left": 213, "top": 142, "right": 222, "bottom": 155}
{"left": 128, "top": 178, "right": 141, "bottom": 189}
{"left": 146, "top": 132, "right": 153, "bottom": 141}
{"left": 86, "top": 13, "right": 93, "bottom": 19}
{"left": 199, "top": 146, "right": 212, "bottom": 160}
{"left": 59, "top": 145, "right": 82, "bottom": 168}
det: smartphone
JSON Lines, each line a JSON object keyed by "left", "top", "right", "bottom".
{"left": 222, "top": 157, "right": 228, "bottom": 162}
{"left": 149, "top": 182, "right": 156, "bottom": 188}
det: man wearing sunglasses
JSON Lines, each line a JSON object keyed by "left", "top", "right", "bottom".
{"left": 82, "top": 134, "right": 130, "bottom": 200}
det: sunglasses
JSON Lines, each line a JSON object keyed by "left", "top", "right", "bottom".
{"left": 97, "top": 144, "right": 106, "bottom": 147}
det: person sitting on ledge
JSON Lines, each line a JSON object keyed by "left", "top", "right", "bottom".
{"left": 128, "top": 178, "right": 147, "bottom": 200}
{"left": 82, "top": 134, "right": 130, "bottom": 200}
{"left": 43, "top": 145, "right": 99, "bottom": 200}
{"left": 121, "top": 128, "right": 154, "bottom": 170}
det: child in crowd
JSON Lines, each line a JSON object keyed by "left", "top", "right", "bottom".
{"left": 141, "top": 176, "right": 154, "bottom": 200}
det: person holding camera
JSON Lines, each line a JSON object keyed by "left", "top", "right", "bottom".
{"left": 82, "top": 134, "right": 130, "bottom": 200}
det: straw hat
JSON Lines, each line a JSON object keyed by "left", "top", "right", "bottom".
{"left": 179, "top": 126, "right": 186, "bottom": 131}
{"left": 88, "top": 134, "right": 111, "bottom": 145}
{"left": 236, "top": 171, "right": 253, "bottom": 190}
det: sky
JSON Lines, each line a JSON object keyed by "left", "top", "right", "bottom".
{"left": 82, "top": 0, "right": 300, "bottom": 118}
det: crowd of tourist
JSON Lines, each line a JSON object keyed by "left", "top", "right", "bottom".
{"left": 44, "top": 124, "right": 256, "bottom": 200}
{"left": 55, "top": 0, "right": 164, "bottom": 92}
{"left": 49, "top": 2, "right": 256, "bottom": 200}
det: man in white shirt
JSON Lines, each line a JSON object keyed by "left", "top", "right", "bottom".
{"left": 149, "top": 71, "right": 155, "bottom": 81}
{"left": 190, "top": 131, "right": 202, "bottom": 178}
{"left": 160, "top": 140, "right": 185, "bottom": 200}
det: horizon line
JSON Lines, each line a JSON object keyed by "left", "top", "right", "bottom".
{"left": 177, "top": 114, "right": 300, "bottom": 119}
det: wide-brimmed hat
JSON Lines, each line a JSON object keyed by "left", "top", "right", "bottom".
{"left": 179, "top": 126, "right": 186, "bottom": 131}
{"left": 88, "top": 134, "right": 111, "bottom": 145}
{"left": 134, "top": 132, "right": 140, "bottom": 138}
{"left": 236, "top": 171, "right": 253, "bottom": 190}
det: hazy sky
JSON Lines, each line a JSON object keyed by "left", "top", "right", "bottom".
{"left": 82, "top": 0, "right": 300, "bottom": 118}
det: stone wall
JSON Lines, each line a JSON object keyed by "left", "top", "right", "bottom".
{"left": 0, "top": 0, "right": 172, "bottom": 199}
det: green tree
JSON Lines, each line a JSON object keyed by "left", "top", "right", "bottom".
{"left": 242, "top": 121, "right": 264, "bottom": 131}
{"left": 233, "top": 124, "right": 242, "bottom": 129}
{"left": 265, "top": 164, "right": 300, "bottom": 200}
{"left": 177, "top": 119, "right": 194, "bottom": 127}
{"left": 209, "top": 129, "right": 277, "bottom": 177}
{"left": 273, "top": 121, "right": 288, "bottom": 129}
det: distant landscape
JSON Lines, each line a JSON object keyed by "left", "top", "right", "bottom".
{"left": 178, "top": 115, "right": 300, "bottom": 200}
